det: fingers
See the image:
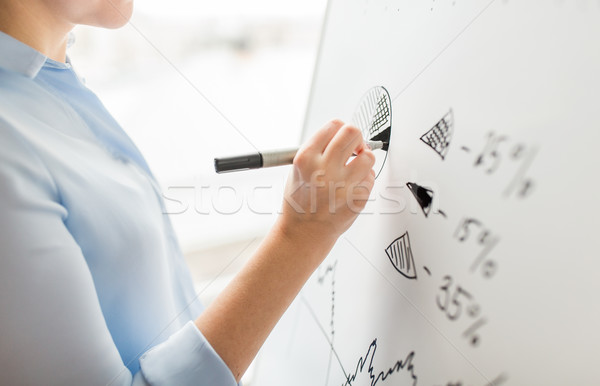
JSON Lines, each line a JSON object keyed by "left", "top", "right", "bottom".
{"left": 346, "top": 149, "right": 375, "bottom": 212}
{"left": 299, "top": 119, "right": 376, "bottom": 182}
{"left": 348, "top": 167, "right": 376, "bottom": 212}
{"left": 347, "top": 147, "right": 376, "bottom": 180}
{"left": 355, "top": 168, "right": 375, "bottom": 194}
{"left": 303, "top": 119, "right": 345, "bottom": 154}
{"left": 323, "top": 124, "right": 365, "bottom": 165}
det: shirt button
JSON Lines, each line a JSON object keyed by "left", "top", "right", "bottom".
{"left": 112, "top": 153, "right": 129, "bottom": 163}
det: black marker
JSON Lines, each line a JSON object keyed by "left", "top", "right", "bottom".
{"left": 214, "top": 140, "right": 387, "bottom": 173}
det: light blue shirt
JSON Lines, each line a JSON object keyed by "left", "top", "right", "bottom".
{"left": 0, "top": 31, "right": 238, "bottom": 385}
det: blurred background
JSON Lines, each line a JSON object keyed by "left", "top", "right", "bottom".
{"left": 68, "top": 1, "right": 328, "bottom": 383}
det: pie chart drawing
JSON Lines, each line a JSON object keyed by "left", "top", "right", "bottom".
{"left": 351, "top": 86, "right": 392, "bottom": 178}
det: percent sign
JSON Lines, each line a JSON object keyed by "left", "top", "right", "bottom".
{"left": 470, "top": 237, "right": 499, "bottom": 278}
{"left": 473, "top": 132, "right": 538, "bottom": 199}
{"left": 454, "top": 218, "right": 500, "bottom": 278}
{"left": 436, "top": 278, "right": 488, "bottom": 347}
{"left": 458, "top": 296, "right": 487, "bottom": 347}
{"left": 463, "top": 316, "right": 487, "bottom": 347}
{"left": 464, "top": 302, "right": 486, "bottom": 347}
{"left": 503, "top": 143, "right": 538, "bottom": 198}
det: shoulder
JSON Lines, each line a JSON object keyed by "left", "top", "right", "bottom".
{"left": 0, "top": 67, "right": 40, "bottom": 104}
{"left": 0, "top": 67, "right": 73, "bottom": 126}
{"left": 0, "top": 69, "right": 60, "bottom": 202}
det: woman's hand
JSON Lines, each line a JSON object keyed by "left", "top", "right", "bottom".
{"left": 196, "top": 119, "right": 376, "bottom": 381}
{"left": 280, "top": 119, "right": 376, "bottom": 246}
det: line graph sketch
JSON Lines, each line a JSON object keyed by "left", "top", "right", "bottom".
{"left": 311, "top": 257, "right": 420, "bottom": 386}
{"left": 316, "top": 260, "right": 344, "bottom": 386}
{"left": 342, "top": 339, "right": 418, "bottom": 386}
{"left": 318, "top": 261, "right": 338, "bottom": 341}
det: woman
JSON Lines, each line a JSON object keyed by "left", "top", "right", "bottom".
{"left": 0, "top": 1, "right": 375, "bottom": 385}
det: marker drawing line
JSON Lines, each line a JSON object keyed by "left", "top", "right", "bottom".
{"left": 463, "top": 318, "right": 487, "bottom": 341}
{"left": 317, "top": 261, "right": 417, "bottom": 386}
{"left": 486, "top": 373, "right": 509, "bottom": 386}
{"left": 317, "top": 261, "right": 338, "bottom": 339}
{"left": 420, "top": 109, "right": 454, "bottom": 160}
{"left": 406, "top": 182, "right": 434, "bottom": 218}
{"left": 300, "top": 295, "right": 349, "bottom": 380}
{"left": 286, "top": 298, "right": 303, "bottom": 358}
{"left": 302, "top": 293, "right": 418, "bottom": 386}
{"left": 324, "top": 349, "right": 334, "bottom": 386}
{"left": 104, "top": 0, "right": 259, "bottom": 152}
{"left": 342, "top": 339, "right": 418, "bottom": 386}
{"left": 385, "top": 233, "right": 418, "bottom": 279}
{"left": 470, "top": 237, "right": 500, "bottom": 273}
{"left": 393, "top": 0, "right": 497, "bottom": 102}
{"left": 343, "top": 237, "right": 493, "bottom": 385}
{"left": 502, "top": 146, "right": 538, "bottom": 197}
{"left": 317, "top": 261, "right": 339, "bottom": 385}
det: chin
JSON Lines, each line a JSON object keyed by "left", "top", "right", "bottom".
{"left": 87, "top": 0, "right": 134, "bottom": 29}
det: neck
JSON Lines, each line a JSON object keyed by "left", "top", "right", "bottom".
{"left": 0, "top": 1, "right": 73, "bottom": 62}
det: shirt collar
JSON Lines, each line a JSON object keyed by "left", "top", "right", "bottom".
{"left": 0, "top": 30, "right": 48, "bottom": 78}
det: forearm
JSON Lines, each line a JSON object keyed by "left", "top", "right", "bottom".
{"left": 194, "top": 217, "right": 337, "bottom": 381}
{"left": 195, "top": 120, "right": 375, "bottom": 382}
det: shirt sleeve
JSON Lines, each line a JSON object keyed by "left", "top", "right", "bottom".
{"left": 0, "top": 123, "right": 239, "bottom": 385}
{"left": 139, "top": 321, "right": 239, "bottom": 385}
